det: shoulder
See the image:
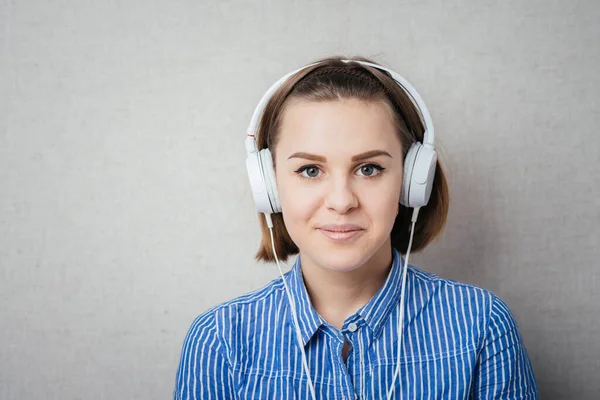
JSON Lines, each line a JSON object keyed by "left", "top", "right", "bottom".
{"left": 175, "top": 278, "right": 290, "bottom": 399}
{"left": 202, "top": 272, "right": 287, "bottom": 319}
{"left": 183, "top": 274, "right": 288, "bottom": 348}
{"left": 407, "top": 263, "right": 498, "bottom": 304}
{"left": 406, "top": 264, "right": 521, "bottom": 344}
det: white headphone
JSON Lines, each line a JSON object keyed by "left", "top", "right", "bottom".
{"left": 245, "top": 59, "right": 437, "bottom": 214}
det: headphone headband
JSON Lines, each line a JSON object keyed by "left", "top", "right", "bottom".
{"left": 246, "top": 59, "right": 435, "bottom": 150}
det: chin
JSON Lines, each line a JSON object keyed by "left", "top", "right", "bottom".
{"left": 310, "top": 241, "right": 374, "bottom": 273}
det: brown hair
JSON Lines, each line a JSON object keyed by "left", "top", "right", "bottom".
{"left": 253, "top": 56, "right": 449, "bottom": 262}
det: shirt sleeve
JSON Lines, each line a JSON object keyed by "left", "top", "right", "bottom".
{"left": 471, "top": 295, "right": 539, "bottom": 399}
{"left": 173, "top": 312, "right": 234, "bottom": 400}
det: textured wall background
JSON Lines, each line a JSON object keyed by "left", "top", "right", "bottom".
{"left": 1, "top": 0, "right": 598, "bottom": 399}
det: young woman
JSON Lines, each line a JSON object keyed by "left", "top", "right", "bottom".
{"left": 174, "top": 56, "right": 539, "bottom": 399}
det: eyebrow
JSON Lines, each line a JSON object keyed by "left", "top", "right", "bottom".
{"left": 287, "top": 150, "right": 392, "bottom": 163}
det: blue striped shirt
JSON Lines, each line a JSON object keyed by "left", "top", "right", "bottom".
{"left": 174, "top": 248, "right": 538, "bottom": 399}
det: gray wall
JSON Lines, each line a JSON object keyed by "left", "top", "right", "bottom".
{"left": 1, "top": 1, "right": 598, "bottom": 399}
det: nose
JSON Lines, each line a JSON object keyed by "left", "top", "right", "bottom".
{"left": 323, "top": 174, "right": 358, "bottom": 214}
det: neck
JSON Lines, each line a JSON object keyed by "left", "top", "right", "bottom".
{"left": 299, "top": 241, "right": 394, "bottom": 330}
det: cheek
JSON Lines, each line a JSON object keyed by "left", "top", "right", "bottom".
{"left": 278, "top": 184, "right": 321, "bottom": 246}
{"left": 276, "top": 174, "right": 319, "bottom": 223}
{"left": 362, "top": 170, "right": 402, "bottom": 202}
{"left": 361, "top": 188, "right": 399, "bottom": 217}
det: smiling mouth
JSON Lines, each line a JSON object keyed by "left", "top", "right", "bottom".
{"left": 317, "top": 228, "right": 364, "bottom": 242}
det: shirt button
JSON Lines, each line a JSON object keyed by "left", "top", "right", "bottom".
{"left": 348, "top": 322, "right": 358, "bottom": 332}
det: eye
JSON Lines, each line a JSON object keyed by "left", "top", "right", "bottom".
{"left": 295, "top": 165, "right": 322, "bottom": 179}
{"left": 356, "top": 163, "right": 385, "bottom": 177}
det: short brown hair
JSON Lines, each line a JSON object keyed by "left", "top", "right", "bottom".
{"left": 253, "top": 56, "right": 449, "bottom": 262}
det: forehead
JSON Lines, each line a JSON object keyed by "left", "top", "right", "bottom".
{"left": 275, "top": 98, "right": 401, "bottom": 155}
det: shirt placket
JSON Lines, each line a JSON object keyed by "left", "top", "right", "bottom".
{"left": 319, "top": 324, "right": 355, "bottom": 400}
{"left": 342, "top": 318, "right": 369, "bottom": 400}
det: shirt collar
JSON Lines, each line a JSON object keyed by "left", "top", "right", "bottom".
{"left": 285, "top": 247, "right": 405, "bottom": 346}
{"left": 286, "top": 257, "right": 324, "bottom": 346}
{"left": 355, "top": 247, "right": 405, "bottom": 339}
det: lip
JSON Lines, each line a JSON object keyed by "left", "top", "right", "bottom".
{"left": 317, "top": 224, "right": 364, "bottom": 242}
{"left": 318, "top": 224, "right": 363, "bottom": 232}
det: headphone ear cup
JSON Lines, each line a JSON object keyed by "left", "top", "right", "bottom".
{"left": 401, "top": 143, "right": 437, "bottom": 208}
{"left": 259, "top": 148, "right": 281, "bottom": 213}
{"left": 246, "top": 150, "right": 272, "bottom": 214}
{"left": 400, "top": 143, "right": 420, "bottom": 207}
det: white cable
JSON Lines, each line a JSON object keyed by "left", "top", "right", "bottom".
{"left": 265, "top": 213, "right": 317, "bottom": 400}
{"left": 386, "top": 207, "right": 420, "bottom": 400}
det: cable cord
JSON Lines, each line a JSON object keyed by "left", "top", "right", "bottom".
{"left": 264, "top": 207, "right": 420, "bottom": 400}
{"left": 386, "top": 206, "right": 420, "bottom": 400}
{"left": 265, "top": 213, "right": 318, "bottom": 400}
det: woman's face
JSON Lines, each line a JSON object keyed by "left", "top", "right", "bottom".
{"left": 274, "top": 98, "right": 404, "bottom": 273}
